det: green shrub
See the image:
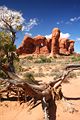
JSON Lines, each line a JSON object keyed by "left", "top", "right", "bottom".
{"left": 35, "top": 56, "right": 52, "bottom": 63}
{"left": 23, "top": 72, "right": 39, "bottom": 85}
{"left": 14, "top": 61, "right": 23, "bottom": 72}
{"left": 50, "top": 71, "right": 62, "bottom": 79}
{"left": 71, "top": 56, "right": 80, "bottom": 62}
{"left": 0, "top": 70, "right": 7, "bottom": 78}
{"left": 27, "top": 56, "right": 33, "bottom": 60}
{"left": 34, "top": 72, "right": 45, "bottom": 77}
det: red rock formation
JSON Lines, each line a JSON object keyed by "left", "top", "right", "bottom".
{"left": 59, "top": 38, "right": 70, "bottom": 55}
{"left": 50, "top": 28, "right": 60, "bottom": 57}
{"left": 68, "top": 40, "right": 75, "bottom": 54}
{"left": 16, "top": 28, "right": 75, "bottom": 56}
{"left": 59, "top": 38, "right": 75, "bottom": 55}
{"left": 33, "top": 35, "right": 49, "bottom": 54}
{"left": 47, "top": 38, "right": 52, "bottom": 53}
{"left": 16, "top": 36, "right": 35, "bottom": 55}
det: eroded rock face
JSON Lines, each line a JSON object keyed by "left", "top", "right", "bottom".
{"left": 59, "top": 38, "right": 70, "bottom": 55}
{"left": 16, "top": 28, "right": 75, "bottom": 56}
{"left": 16, "top": 36, "right": 36, "bottom": 55}
{"left": 50, "top": 28, "right": 60, "bottom": 57}
{"left": 16, "top": 35, "right": 49, "bottom": 55}
{"left": 59, "top": 38, "right": 75, "bottom": 55}
{"left": 33, "top": 35, "right": 49, "bottom": 54}
{"left": 47, "top": 38, "right": 52, "bottom": 53}
{"left": 68, "top": 40, "right": 75, "bottom": 54}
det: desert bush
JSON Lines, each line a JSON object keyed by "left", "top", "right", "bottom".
{"left": 34, "top": 55, "right": 52, "bottom": 63}
{"left": 50, "top": 72, "right": 62, "bottom": 79}
{"left": 49, "top": 69, "right": 62, "bottom": 79}
{"left": 34, "top": 72, "right": 45, "bottom": 77}
{"left": 75, "top": 71, "right": 80, "bottom": 76}
{"left": 26, "top": 56, "right": 33, "bottom": 60}
{"left": 71, "top": 56, "right": 80, "bottom": 62}
{"left": 67, "top": 72, "right": 77, "bottom": 79}
{"left": 14, "top": 60, "right": 23, "bottom": 72}
{"left": 23, "top": 72, "right": 39, "bottom": 85}
{"left": 0, "top": 70, "right": 7, "bottom": 78}
{"left": 34, "top": 67, "right": 45, "bottom": 77}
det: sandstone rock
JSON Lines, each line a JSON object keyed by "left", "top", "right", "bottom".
{"left": 68, "top": 40, "right": 75, "bottom": 54}
{"left": 59, "top": 38, "right": 70, "bottom": 55}
{"left": 16, "top": 36, "right": 35, "bottom": 55}
{"left": 50, "top": 28, "right": 60, "bottom": 57}
{"left": 59, "top": 38, "right": 75, "bottom": 55}
{"left": 33, "top": 35, "right": 49, "bottom": 54}
{"left": 47, "top": 38, "right": 52, "bottom": 53}
{"left": 16, "top": 28, "right": 75, "bottom": 56}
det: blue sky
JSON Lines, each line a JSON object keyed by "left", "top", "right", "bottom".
{"left": 0, "top": 0, "right": 80, "bottom": 52}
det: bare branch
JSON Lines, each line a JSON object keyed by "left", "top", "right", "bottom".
{"left": 49, "top": 68, "right": 80, "bottom": 89}
{"left": 65, "top": 64, "right": 80, "bottom": 70}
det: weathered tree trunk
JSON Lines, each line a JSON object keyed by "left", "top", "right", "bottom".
{"left": 8, "top": 52, "right": 15, "bottom": 73}
{"left": 42, "top": 97, "right": 49, "bottom": 120}
{"left": 42, "top": 95, "right": 57, "bottom": 120}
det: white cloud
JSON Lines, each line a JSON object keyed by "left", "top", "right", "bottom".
{"left": 60, "top": 32, "right": 71, "bottom": 38}
{"left": 45, "top": 34, "right": 52, "bottom": 38}
{"left": 57, "top": 22, "right": 60, "bottom": 25}
{"left": 56, "top": 21, "right": 63, "bottom": 25}
{"left": 45, "top": 32, "right": 70, "bottom": 39}
{"left": 25, "top": 32, "right": 32, "bottom": 36}
{"left": 23, "top": 18, "right": 38, "bottom": 31}
{"left": 70, "top": 17, "right": 77, "bottom": 22}
{"left": 76, "top": 38, "right": 80, "bottom": 41}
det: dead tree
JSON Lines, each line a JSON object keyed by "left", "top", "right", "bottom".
{"left": 0, "top": 64, "right": 80, "bottom": 120}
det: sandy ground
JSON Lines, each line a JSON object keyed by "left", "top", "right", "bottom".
{"left": 0, "top": 76, "right": 80, "bottom": 120}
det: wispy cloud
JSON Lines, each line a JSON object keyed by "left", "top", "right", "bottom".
{"left": 22, "top": 18, "right": 38, "bottom": 31}
{"left": 45, "top": 32, "right": 70, "bottom": 39}
{"left": 56, "top": 21, "right": 63, "bottom": 25}
{"left": 70, "top": 17, "right": 80, "bottom": 22}
{"left": 57, "top": 16, "right": 80, "bottom": 25}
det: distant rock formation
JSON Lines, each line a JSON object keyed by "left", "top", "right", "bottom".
{"left": 59, "top": 38, "right": 70, "bottom": 55}
{"left": 68, "top": 40, "right": 74, "bottom": 54}
{"left": 59, "top": 38, "right": 74, "bottom": 55}
{"left": 50, "top": 28, "right": 60, "bottom": 57}
{"left": 16, "top": 28, "right": 75, "bottom": 56}
{"left": 16, "top": 36, "right": 36, "bottom": 54}
{"left": 33, "top": 35, "right": 49, "bottom": 54}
